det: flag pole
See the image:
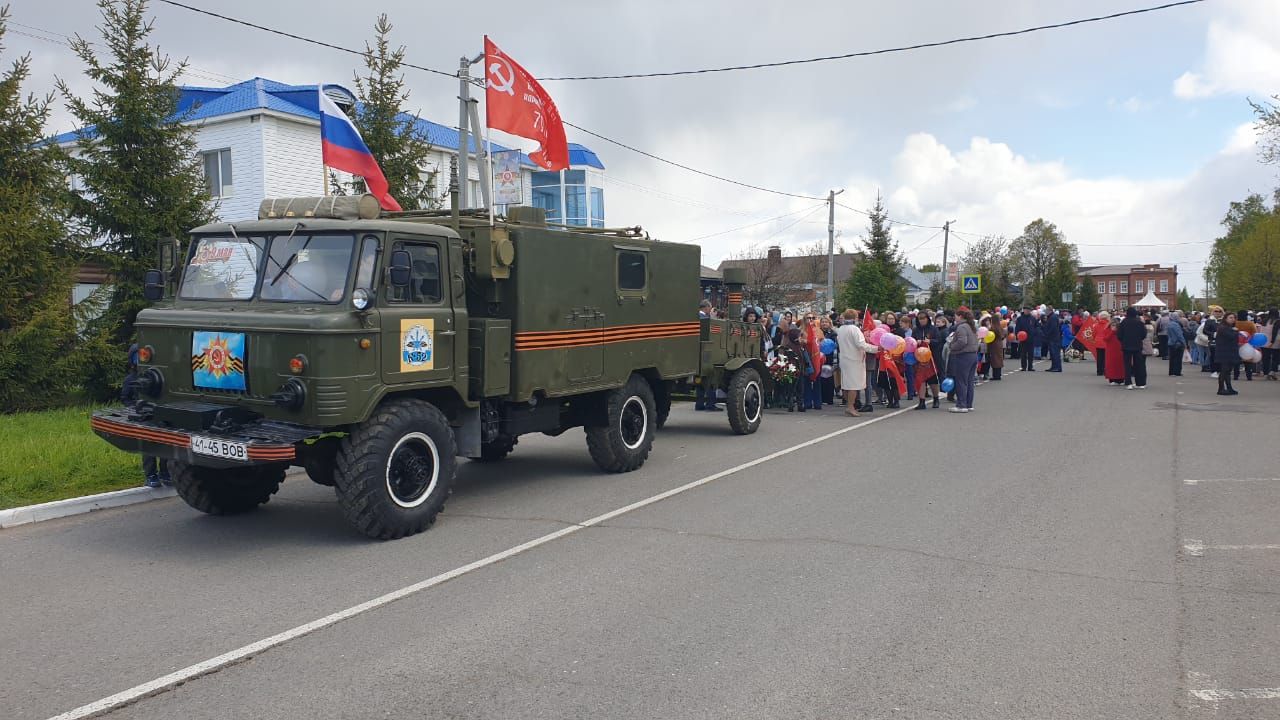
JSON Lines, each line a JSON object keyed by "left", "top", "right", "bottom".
{"left": 486, "top": 125, "right": 495, "bottom": 227}
{"left": 319, "top": 83, "right": 328, "bottom": 196}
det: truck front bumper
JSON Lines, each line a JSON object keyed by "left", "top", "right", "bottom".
{"left": 91, "top": 407, "right": 321, "bottom": 469}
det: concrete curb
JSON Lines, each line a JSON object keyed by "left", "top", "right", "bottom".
{"left": 0, "top": 486, "right": 178, "bottom": 529}
{"left": 0, "top": 468, "right": 306, "bottom": 530}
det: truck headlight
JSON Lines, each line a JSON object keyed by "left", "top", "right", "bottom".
{"left": 352, "top": 288, "right": 371, "bottom": 311}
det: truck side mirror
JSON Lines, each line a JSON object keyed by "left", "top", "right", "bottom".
{"left": 389, "top": 250, "right": 411, "bottom": 287}
{"left": 143, "top": 269, "right": 165, "bottom": 301}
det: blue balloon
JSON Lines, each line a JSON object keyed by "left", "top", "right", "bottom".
{"left": 820, "top": 338, "right": 836, "bottom": 354}
{"left": 905, "top": 352, "right": 917, "bottom": 366}
{"left": 940, "top": 377, "right": 955, "bottom": 393}
{"left": 1250, "top": 332, "right": 1268, "bottom": 348}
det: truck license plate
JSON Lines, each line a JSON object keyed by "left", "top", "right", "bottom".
{"left": 190, "top": 435, "right": 249, "bottom": 461}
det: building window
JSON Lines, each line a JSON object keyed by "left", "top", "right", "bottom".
{"left": 1108, "top": 281, "right": 1116, "bottom": 294}
{"left": 1135, "top": 280, "right": 1143, "bottom": 293}
{"left": 1097, "top": 282, "right": 1105, "bottom": 294}
{"left": 1120, "top": 281, "right": 1128, "bottom": 294}
{"left": 590, "top": 187, "right": 605, "bottom": 229}
{"left": 201, "top": 148, "right": 233, "bottom": 198}
{"left": 531, "top": 171, "right": 561, "bottom": 222}
{"left": 1160, "top": 279, "right": 1169, "bottom": 293}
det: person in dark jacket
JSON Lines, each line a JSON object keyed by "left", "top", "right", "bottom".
{"left": 1044, "top": 308, "right": 1063, "bottom": 372}
{"left": 1214, "top": 312, "right": 1240, "bottom": 395}
{"left": 1014, "top": 308, "right": 1036, "bottom": 371}
{"left": 1116, "top": 306, "right": 1149, "bottom": 388}
{"left": 1166, "top": 310, "right": 1186, "bottom": 376}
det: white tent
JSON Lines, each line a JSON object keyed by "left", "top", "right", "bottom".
{"left": 1134, "top": 289, "right": 1167, "bottom": 308}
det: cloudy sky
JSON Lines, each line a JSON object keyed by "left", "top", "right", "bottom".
{"left": 11, "top": 0, "right": 1280, "bottom": 294}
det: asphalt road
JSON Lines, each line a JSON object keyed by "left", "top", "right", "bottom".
{"left": 3, "top": 357, "right": 1278, "bottom": 719}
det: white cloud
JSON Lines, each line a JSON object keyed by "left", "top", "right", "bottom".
{"left": 1108, "top": 96, "right": 1150, "bottom": 114}
{"left": 1174, "top": 0, "right": 1280, "bottom": 100}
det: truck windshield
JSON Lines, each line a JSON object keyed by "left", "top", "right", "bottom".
{"left": 179, "top": 236, "right": 267, "bottom": 300}
{"left": 179, "top": 233, "right": 355, "bottom": 302}
{"left": 260, "top": 234, "right": 355, "bottom": 303}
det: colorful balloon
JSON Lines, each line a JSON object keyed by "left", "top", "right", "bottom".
{"left": 904, "top": 337, "right": 918, "bottom": 354}
{"left": 1250, "top": 332, "right": 1268, "bottom": 348}
{"left": 915, "top": 347, "right": 933, "bottom": 363}
{"left": 820, "top": 338, "right": 837, "bottom": 354}
{"left": 879, "top": 333, "right": 902, "bottom": 351}
{"left": 940, "top": 377, "right": 955, "bottom": 393}
{"left": 1017, "top": 330, "right": 1028, "bottom": 342}
{"left": 1237, "top": 331, "right": 1249, "bottom": 346}
{"left": 983, "top": 331, "right": 996, "bottom": 344}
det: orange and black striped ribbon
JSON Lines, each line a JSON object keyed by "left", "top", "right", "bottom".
{"left": 91, "top": 417, "right": 296, "bottom": 461}
{"left": 514, "top": 321, "right": 701, "bottom": 351}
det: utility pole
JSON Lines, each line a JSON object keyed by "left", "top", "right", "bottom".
{"left": 457, "top": 56, "right": 472, "bottom": 209}
{"left": 826, "top": 188, "right": 844, "bottom": 312}
{"left": 941, "top": 220, "right": 952, "bottom": 293}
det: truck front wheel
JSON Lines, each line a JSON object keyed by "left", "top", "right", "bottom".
{"left": 586, "top": 374, "right": 656, "bottom": 473}
{"left": 726, "top": 368, "right": 764, "bottom": 435}
{"left": 335, "top": 399, "right": 457, "bottom": 540}
{"left": 171, "top": 461, "right": 286, "bottom": 515}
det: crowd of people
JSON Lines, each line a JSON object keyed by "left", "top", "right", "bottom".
{"left": 710, "top": 301, "right": 1280, "bottom": 416}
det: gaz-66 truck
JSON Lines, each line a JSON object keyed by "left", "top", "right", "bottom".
{"left": 93, "top": 195, "right": 767, "bottom": 539}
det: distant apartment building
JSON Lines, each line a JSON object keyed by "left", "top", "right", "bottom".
{"left": 1078, "top": 263, "right": 1179, "bottom": 310}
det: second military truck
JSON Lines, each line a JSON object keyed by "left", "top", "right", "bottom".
{"left": 93, "top": 195, "right": 767, "bottom": 539}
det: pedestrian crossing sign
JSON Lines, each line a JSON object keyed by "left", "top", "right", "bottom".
{"left": 962, "top": 275, "right": 981, "bottom": 294}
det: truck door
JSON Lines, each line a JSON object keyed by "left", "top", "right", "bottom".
{"left": 381, "top": 236, "right": 456, "bottom": 385}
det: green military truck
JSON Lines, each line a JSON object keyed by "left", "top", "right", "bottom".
{"left": 92, "top": 195, "right": 766, "bottom": 539}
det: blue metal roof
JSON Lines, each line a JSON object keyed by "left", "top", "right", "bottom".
{"left": 52, "top": 77, "right": 604, "bottom": 170}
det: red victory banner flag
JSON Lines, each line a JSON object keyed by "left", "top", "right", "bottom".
{"left": 484, "top": 37, "right": 569, "bottom": 171}
{"left": 862, "top": 306, "right": 876, "bottom": 334}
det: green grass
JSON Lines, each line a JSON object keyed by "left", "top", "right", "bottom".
{"left": 0, "top": 406, "right": 142, "bottom": 510}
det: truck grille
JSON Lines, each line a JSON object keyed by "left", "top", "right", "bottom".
{"left": 315, "top": 384, "right": 348, "bottom": 418}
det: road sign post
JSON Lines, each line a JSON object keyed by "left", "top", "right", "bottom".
{"left": 961, "top": 274, "right": 981, "bottom": 294}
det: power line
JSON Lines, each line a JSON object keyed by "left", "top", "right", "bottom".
{"left": 834, "top": 201, "right": 947, "bottom": 231}
{"left": 153, "top": 0, "right": 457, "bottom": 80}
{"left": 538, "top": 1, "right": 1204, "bottom": 81}
{"left": 686, "top": 204, "right": 825, "bottom": 243}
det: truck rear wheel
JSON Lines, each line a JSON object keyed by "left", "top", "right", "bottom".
{"left": 586, "top": 374, "right": 655, "bottom": 473}
{"left": 726, "top": 368, "right": 764, "bottom": 435}
{"left": 472, "top": 434, "right": 517, "bottom": 463}
{"left": 334, "top": 399, "right": 456, "bottom": 540}
{"left": 171, "top": 461, "right": 286, "bottom": 515}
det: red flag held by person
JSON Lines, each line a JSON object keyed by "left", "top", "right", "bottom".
{"left": 862, "top": 307, "right": 876, "bottom": 334}
{"left": 484, "top": 37, "right": 569, "bottom": 171}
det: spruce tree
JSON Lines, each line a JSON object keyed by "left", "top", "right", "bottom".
{"left": 857, "top": 193, "right": 906, "bottom": 309}
{"left": 349, "top": 14, "right": 437, "bottom": 209}
{"left": 1076, "top": 277, "right": 1101, "bottom": 312}
{"left": 0, "top": 6, "right": 83, "bottom": 410}
{"left": 57, "top": 0, "right": 212, "bottom": 350}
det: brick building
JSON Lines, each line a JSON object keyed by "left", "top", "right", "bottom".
{"left": 1078, "top": 264, "right": 1179, "bottom": 310}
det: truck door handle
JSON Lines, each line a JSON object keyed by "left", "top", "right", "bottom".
{"left": 439, "top": 330, "right": 457, "bottom": 336}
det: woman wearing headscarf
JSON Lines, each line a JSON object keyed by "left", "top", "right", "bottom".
{"left": 948, "top": 308, "right": 980, "bottom": 413}
{"left": 1098, "top": 313, "right": 1126, "bottom": 385}
{"left": 986, "top": 312, "right": 1006, "bottom": 381}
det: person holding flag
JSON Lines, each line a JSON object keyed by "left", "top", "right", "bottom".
{"left": 317, "top": 86, "right": 401, "bottom": 211}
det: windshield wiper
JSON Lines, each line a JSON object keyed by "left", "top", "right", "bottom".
{"left": 268, "top": 224, "right": 306, "bottom": 287}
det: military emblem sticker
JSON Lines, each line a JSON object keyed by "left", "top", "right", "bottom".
{"left": 191, "top": 331, "right": 247, "bottom": 391}
{"left": 400, "top": 319, "right": 434, "bottom": 372}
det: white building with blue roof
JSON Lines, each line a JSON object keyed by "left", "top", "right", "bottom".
{"left": 54, "top": 77, "right": 607, "bottom": 227}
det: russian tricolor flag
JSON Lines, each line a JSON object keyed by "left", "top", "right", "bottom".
{"left": 319, "top": 88, "right": 402, "bottom": 212}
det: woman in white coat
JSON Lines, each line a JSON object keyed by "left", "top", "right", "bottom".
{"left": 835, "top": 309, "right": 880, "bottom": 417}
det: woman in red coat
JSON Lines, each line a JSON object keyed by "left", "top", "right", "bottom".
{"left": 1099, "top": 313, "right": 1125, "bottom": 385}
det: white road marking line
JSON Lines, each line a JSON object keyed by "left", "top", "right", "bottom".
{"left": 1182, "top": 539, "right": 1280, "bottom": 557}
{"left": 1192, "top": 688, "right": 1280, "bottom": 701}
{"left": 1184, "top": 477, "right": 1280, "bottom": 485}
{"left": 46, "top": 409, "right": 912, "bottom": 720}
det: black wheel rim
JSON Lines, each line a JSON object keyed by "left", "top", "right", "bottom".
{"left": 744, "top": 381, "right": 762, "bottom": 423}
{"left": 620, "top": 396, "right": 647, "bottom": 450}
{"left": 386, "top": 432, "right": 439, "bottom": 508}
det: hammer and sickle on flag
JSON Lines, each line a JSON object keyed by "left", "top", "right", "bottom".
{"left": 484, "top": 36, "right": 570, "bottom": 172}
